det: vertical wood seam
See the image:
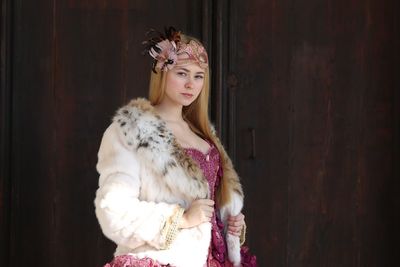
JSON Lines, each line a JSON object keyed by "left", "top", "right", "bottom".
{"left": 227, "top": 0, "right": 237, "bottom": 164}
{"left": 212, "top": 0, "right": 223, "bottom": 142}
{"left": 0, "top": 0, "right": 12, "bottom": 265}
{"left": 51, "top": 0, "right": 58, "bottom": 265}
{"left": 8, "top": 0, "right": 21, "bottom": 265}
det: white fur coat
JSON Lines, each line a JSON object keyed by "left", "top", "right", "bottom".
{"left": 95, "top": 98, "right": 244, "bottom": 267}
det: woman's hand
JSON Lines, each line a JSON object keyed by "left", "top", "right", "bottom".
{"left": 179, "top": 199, "right": 214, "bottom": 229}
{"left": 227, "top": 213, "right": 245, "bottom": 236}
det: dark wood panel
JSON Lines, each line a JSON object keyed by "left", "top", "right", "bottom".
{"left": 231, "top": 0, "right": 399, "bottom": 266}
{"left": 286, "top": 0, "right": 398, "bottom": 265}
{"left": 231, "top": 1, "right": 291, "bottom": 266}
{"left": 0, "top": 0, "right": 12, "bottom": 266}
{"left": 389, "top": 0, "right": 400, "bottom": 259}
{"left": 53, "top": 4, "right": 130, "bottom": 266}
{"left": 10, "top": 0, "right": 57, "bottom": 265}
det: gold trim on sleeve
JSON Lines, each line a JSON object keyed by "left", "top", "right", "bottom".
{"left": 160, "top": 206, "right": 185, "bottom": 249}
{"left": 240, "top": 222, "right": 247, "bottom": 245}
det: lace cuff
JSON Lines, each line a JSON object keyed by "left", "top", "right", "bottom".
{"left": 240, "top": 222, "right": 247, "bottom": 245}
{"left": 160, "top": 205, "right": 185, "bottom": 249}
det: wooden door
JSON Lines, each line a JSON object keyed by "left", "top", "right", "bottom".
{"left": 227, "top": 0, "right": 400, "bottom": 266}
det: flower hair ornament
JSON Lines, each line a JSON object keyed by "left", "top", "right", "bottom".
{"left": 142, "top": 27, "right": 209, "bottom": 73}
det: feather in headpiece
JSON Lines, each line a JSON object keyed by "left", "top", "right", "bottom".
{"left": 142, "top": 26, "right": 208, "bottom": 73}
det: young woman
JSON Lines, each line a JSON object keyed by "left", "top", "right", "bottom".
{"left": 95, "top": 27, "right": 257, "bottom": 267}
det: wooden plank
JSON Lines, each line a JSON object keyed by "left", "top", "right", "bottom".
{"left": 231, "top": 1, "right": 291, "bottom": 266}
{"left": 10, "top": 0, "right": 57, "bottom": 265}
{"left": 0, "top": 0, "right": 12, "bottom": 266}
{"left": 286, "top": 0, "right": 398, "bottom": 265}
{"left": 52, "top": 3, "right": 130, "bottom": 265}
{"left": 231, "top": 0, "right": 399, "bottom": 266}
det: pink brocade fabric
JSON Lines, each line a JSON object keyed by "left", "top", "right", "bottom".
{"left": 184, "top": 142, "right": 229, "bottom": 265}
{"left": 103, "top": 255, "right": 170, "bottom": 267}
{"left": 185, "top": 141, "right": 257, "bottom": 267}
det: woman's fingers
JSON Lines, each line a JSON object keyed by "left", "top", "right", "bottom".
{"left": 196, "top": 199, "right": 214, "bottom": 222}
{"left": 228, "top": 231, "right": 241, "bottom": 236}
{"left": 228, "top": 220, "right": 242, "bottom": 226}
{"left": 228, "top": 225, "right": 242, "bottom": 232}
{"left": 228, "top": 227, "right": 242, "bottom": 236}
{"left": 227, "top": 213, "right": 245, "bottom": 235}
{"left": 181, "top": 199, "right": 215, "bottom": 228}
{"left": 200, "top": 209, "right": 212, "bottom": 219}
{"left": 228, "top": 213, "right": 245, "bottom": 222}
{"left": 228, "top": 213, "right": 245, "bottom": 225}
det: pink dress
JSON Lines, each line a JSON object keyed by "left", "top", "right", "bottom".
{"left": 185, "top": 141, "right": 230, "bottom": 266}
{"left": 104, "top": 140, "right": 257, "bottom": 267}
{"left": 185, "top": 141, "right": 257, "bottom": 267}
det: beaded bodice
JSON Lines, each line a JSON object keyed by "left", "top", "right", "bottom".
{"left": 184, "top": 141, "right": 221, "bottom": 200}
{"left": 184, "top": 141, "right": 228, "bottom": 265}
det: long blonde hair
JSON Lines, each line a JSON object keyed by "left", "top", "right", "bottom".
{"left": 148, "top": 34, "right": 214, "bottom": 141}
{"left": 148, "top": 35, "right": 234, "bottom": 206}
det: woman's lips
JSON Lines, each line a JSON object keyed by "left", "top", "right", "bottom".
{"left": 181, "top": 93, "right": 193, "bottom": 98}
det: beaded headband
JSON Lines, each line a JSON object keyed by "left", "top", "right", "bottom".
{"left": 142, "top": 27, "right": 209, "bottom": 73}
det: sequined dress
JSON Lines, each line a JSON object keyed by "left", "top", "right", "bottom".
{"left": 184, "top": 141, "right": 231, "bottom": 266}
{"left": 184, "top": 140, "right": 256, "bottom": 267}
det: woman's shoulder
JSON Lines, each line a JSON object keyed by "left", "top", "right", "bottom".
{"left": 113, "top": 97, "right": 156, "bottom": 123}
{"left": 112, "top": 97, "right": 165, "bottom": 134}
{"left": 108, "top": 97, "right": 174, "bottom": 151}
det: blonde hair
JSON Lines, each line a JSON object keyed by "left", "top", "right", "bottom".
{"left": 148, "top": 35, "right": 233, "bottom": 206}
{"left": 148, "top": 34, "right": 214, "bottom": 141}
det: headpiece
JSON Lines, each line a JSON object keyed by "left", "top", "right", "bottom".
{"left": 142, "top": 27, "right": 209, "bottom": 73}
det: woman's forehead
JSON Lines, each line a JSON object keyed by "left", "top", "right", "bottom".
{"left": 174, "top": 64, "right": 205, "bottom": 73}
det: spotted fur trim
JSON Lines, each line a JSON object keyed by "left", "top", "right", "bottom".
{"left": 113, "top": 97, "right": 244, "bottom": 207}
{"left": 113, "top": 98, "right": 209, "bottom": 201}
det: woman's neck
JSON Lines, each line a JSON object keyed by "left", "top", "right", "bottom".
{"left": 154, "top": 100, "right": 185, "bottom": 123}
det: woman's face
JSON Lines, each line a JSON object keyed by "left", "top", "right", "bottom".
{"left": 163, "top": 63, "right": 205, "bottom": 107}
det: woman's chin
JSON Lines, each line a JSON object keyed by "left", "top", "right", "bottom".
{"left": 182, "top": 99, "right": 196, "bottom": 106}
{"left": 179, "top": 97, "right": 196, "bottom": 106}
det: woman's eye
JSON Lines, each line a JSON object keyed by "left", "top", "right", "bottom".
{"left": 195, "top": 75, "right": 204, "bottom": 79}
{"left": 177, "top": 72, "right": 186, "bottom": 77}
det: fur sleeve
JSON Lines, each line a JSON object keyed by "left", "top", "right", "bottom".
{"left": 94, "top": 122, "right": 183, "bottom": 250}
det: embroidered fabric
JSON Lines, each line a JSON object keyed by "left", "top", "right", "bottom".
{"left": 184, "top": 141, "right": 229, "bottom": 266}
{"left": 104, "top": 255, "right": 171, "bottom": 267}
{"left": 185, "top": 140, "right": 257, "bottom": 267}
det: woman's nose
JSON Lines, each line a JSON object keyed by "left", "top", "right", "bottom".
{"left": 185, "top": 79, "right": 194, "bottom": 89}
